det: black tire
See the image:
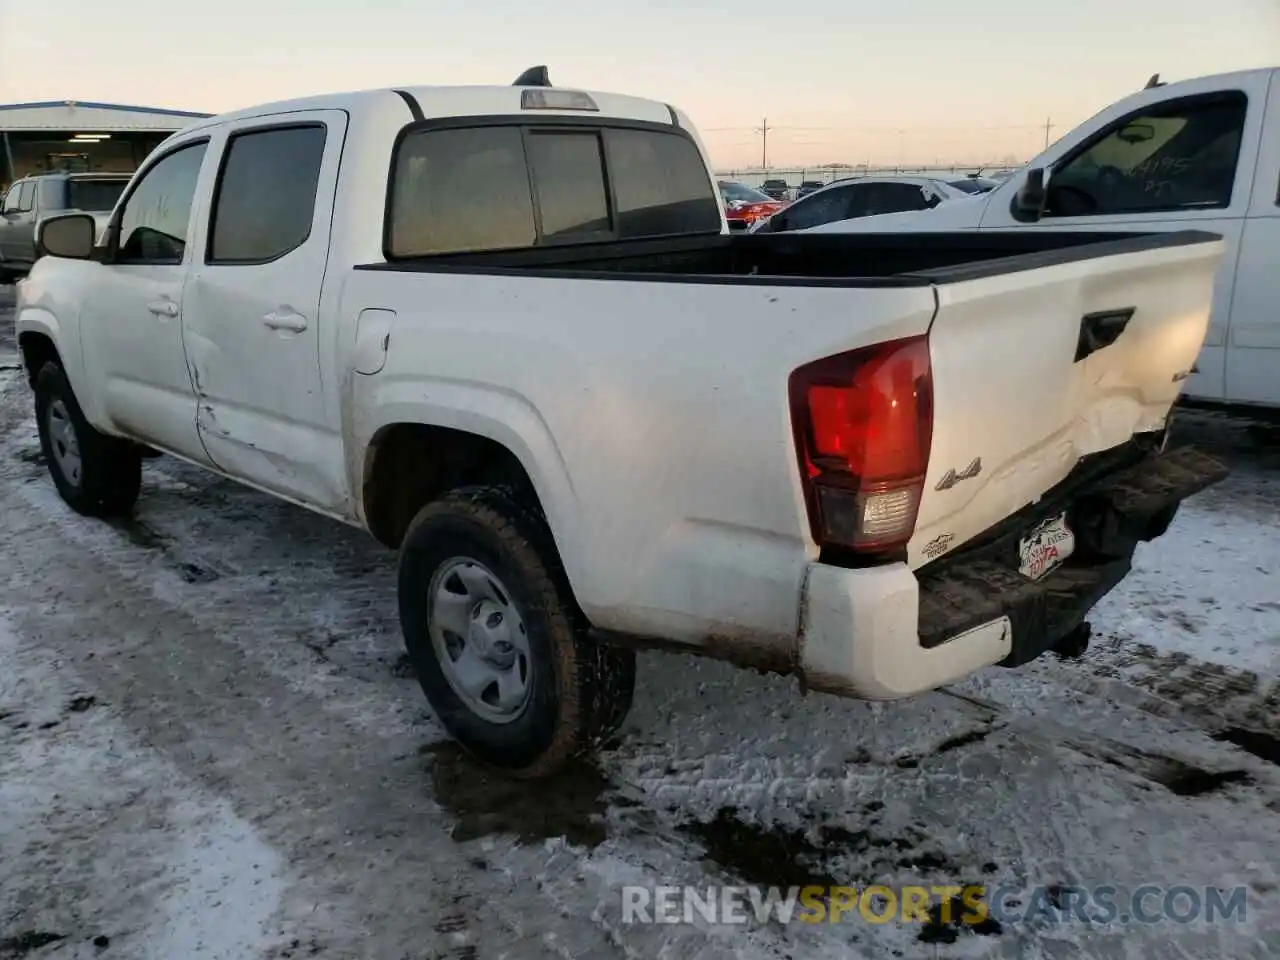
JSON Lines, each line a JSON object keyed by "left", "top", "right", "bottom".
{"left": 398, "top": 486, "right": 635, "bottom": 778}
{"left": 34, "top": 361, "right": 142, "bottom": 517}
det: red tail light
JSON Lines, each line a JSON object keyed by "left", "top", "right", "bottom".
{"left": 788, "top": 335, "right": 934, "bottom": 555}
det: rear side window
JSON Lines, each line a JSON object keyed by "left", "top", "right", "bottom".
{"left": 605, "top": 128, "right": 721, "bottom": 238}
{"left": 208, "top": 125, "right": 327, "bottom": 263}
{"left": 387, "top": 123, "right": 720, "bottom": 257}
{"left": 783, "top": 185, "right": 861, "bottom": 229}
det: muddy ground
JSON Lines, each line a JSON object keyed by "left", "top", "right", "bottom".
{"left": 1, "top": 285, "right": 1277, "bottom": 959}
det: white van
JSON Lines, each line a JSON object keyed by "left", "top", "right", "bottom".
{"left": 806, "top": 67, "right": 1280, "bottom": 410}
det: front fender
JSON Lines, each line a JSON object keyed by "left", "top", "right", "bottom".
{"left": 13, "top": 264, "right": 101, "bottom": 423}
{"left": 347, "top": 374, "right": 587, "bottom": 600}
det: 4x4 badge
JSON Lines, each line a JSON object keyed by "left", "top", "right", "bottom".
{"left": 935, "top": 457, "right": 983, "bottom": 491}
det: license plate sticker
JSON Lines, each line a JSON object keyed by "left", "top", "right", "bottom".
{"left": 1018, "top": 512, "right": 1075, "bottom": 581}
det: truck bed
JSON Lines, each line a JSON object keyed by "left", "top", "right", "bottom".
{"left": 356, "top": 229, "right": 1221, "bottom": 285}
{"left": 347, "top": 223, "right": 1222, "bottom": 614}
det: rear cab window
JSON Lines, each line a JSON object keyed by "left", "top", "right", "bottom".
{"left": 386, "top": 120, "right": 721, "bottom": 257}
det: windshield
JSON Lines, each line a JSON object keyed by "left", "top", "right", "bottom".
{"left": 947, "top": 177, "right": 998, "bottom": 195}
{"left": 719, "top": 180, "right": 773, "bottom": 204}
{"left": 66, "top": 178, "right": 129, "bottom": 212}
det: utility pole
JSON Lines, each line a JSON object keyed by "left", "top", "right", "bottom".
{"left": 756, "top": 117, "right": 769, "bottom": 170}
{"left": 1043, "top": 117, "right": 1054, "bottom": 150}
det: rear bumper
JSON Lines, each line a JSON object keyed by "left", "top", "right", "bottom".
{"left": 797, "top": 445, "right": 1228, "bottom": 699}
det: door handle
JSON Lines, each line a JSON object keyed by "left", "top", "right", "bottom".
{"left": 147, "top": 299, "right": 179, "bottom": 318}
{"left": 263, "top": 309, "right": 308, "bottom": 333}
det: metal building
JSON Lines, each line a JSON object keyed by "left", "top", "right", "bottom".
{"left": 0, "top": 100, "right": 211, "bottom": 191}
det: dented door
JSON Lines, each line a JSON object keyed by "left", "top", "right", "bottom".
{"left": 182, "top": 109, "right": 349, "bottom": 511}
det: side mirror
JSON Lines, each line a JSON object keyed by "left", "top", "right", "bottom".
{"left": 36, "top": 213, "right": 98, "bottom": 260}
{"left": 1013, "top": 167, "right": 1047, "bottom": 221}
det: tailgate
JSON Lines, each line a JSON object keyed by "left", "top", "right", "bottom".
{"left": 908, "top": 232, "right": 1224, "bottom": 568}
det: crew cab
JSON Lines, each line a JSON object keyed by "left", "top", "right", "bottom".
{"left": 802, "top": 67, "right": 1280, "bottom": 410}
{"left": 0, "top": 173, "right": 130, "bottom": 281}
{"left": 16, "top": 70, "right": 1228, "bottom": 778}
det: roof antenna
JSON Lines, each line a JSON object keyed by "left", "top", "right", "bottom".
{"left": 1144, "top": 73, "right": 1163, "bottom": 89}
{"left": 513, "top": 66, "right": 551, "bottom": 87}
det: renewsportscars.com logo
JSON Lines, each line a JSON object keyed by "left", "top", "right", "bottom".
{"left": 620, "top": 884, "right": 1249, "bottom": 927}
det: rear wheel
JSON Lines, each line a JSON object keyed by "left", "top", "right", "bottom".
{"left": 398, "top": 486, "right": 635, "bottom": 778}
{"left": 34, "top": 361, "right": 141, "bottom": 517}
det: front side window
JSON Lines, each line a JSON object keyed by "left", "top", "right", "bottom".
{"left": 208, "top": 125, "right": 327, "bottom": 263}
{"left": 116, "top": 142, "right": 208, "bottom": 264}
{"left": 5, "top": 182, "right": 35, "bottom": 213}
{"left": 1046, "top": 92, "right": 1247, "bottom": 216}
{"left": 386, "top": 123, "right": 720, "bottom": 257}
{"left": 1, "top": 183, "right": 22, "bottom": 214}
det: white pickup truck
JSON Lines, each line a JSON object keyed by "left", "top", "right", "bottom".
{"left": 16, "top": 71, "right": 1229, "bottom": 777}
{"left": 804, "top": 67, "right": 1280, "bottom": 411}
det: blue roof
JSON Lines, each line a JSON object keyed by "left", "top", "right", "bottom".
{"left": 0, "top": 100, "right": 211, "bottom": 119}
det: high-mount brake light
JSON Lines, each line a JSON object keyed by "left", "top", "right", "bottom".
{"left": 788, "top": 335, "right": 934, "bottom": 555}
{"left": 520, "top": 89, "right": 599, "bottom": 111}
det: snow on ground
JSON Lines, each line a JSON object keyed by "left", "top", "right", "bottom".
{"left": 0, "top": 611, "right": 284, "bottom": 959}
{"left": 1, "top": 285, "right": 1278, "bottom": 959}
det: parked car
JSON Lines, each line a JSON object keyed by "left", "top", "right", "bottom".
{"left": 17, "top": 71, "right": 1228, "bottom": 778}
{"left": 718, "top": 179, "right": 785, "bottom": 231}
{"left": 796, "top": 179, "right": 826, "bottom": 199}
{"left": 759, "top": 178, "right": 791, "bottom": 200}
{"left": 800, "top": 66, "right": 1280, "bottom": 410}
{"left": 0, "top": 173, "right": 130, "bottom": 281}
{"left": 750, "top": 175, "right": 973, "bottom": 233}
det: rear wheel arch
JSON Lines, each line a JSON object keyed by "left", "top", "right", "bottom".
{"left": 361, "top": 420, "right": 577, "bottom": 558}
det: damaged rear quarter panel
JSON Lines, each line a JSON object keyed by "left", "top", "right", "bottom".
{"left": 339, "top": 267, "right": 935, "bottom": 657}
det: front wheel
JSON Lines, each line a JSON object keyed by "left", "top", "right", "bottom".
{"left": 398, "top": 486, "right": 635, "bottom": 778}
{"left": 34, "top": 361, "right": 142, "bottom": 517}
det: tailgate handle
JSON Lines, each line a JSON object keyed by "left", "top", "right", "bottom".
{"left": 1075, "top": 307, "right": 1135, "bottom": 363}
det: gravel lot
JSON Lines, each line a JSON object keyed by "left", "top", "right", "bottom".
{"left": 1, "top": 283, "right": 1277, "bottom": 959}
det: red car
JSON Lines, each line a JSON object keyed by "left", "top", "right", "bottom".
{"left": 719, "top": 180, "right": 786, "bottom": 231}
